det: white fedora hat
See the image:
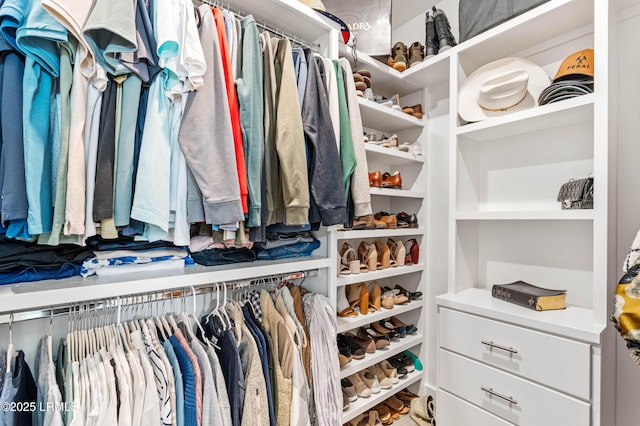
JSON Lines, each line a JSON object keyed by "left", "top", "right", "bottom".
{"left": 458, "top": 57, "right": 550, "bottom": 122}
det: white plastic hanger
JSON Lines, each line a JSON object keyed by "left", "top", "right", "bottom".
{"left": 6, "top": 313, "right": 14, "bottom": 374}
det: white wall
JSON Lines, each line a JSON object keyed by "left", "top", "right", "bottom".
{"left": 615, "top": 5, "right": 640, "bottom": 426}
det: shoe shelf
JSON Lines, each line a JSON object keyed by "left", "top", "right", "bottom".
{"left": 455, "top": 210, "right": 595, "bottom": 221}
{"left": 337, "top": 227, "right": 424, "bottom": 240}
{"left": 364, "top": 143, "right": 424, "bottom": 166}
{"left": 340, "top": 333, "right": 423, "bottom": 379}
{"left": 370, "top": 187, "right": 425, "bottom": 199}
{"left": 338, "top": 44, "right": 423, "bottom": 97}
{"left": 456, "top": 93, "right": 594, "bottom": 141}
{"left": 336, "top": 263, "right": 425, "bottom": 287}
{"left": 0, "top": 256, "right": 332, "bottom": 314}
{"left": 358, "top": 98, "right": 425, "bottom": 133}
{"left": 342, "top": 369, "right": 423, "bottom": 424}
{"left": 336, "top": 300, "right": 424, "bottom": 334}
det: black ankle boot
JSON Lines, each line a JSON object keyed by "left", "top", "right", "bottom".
{"left": 425, "top": 11, "right": 438, "bottom": 59}
{"left": 432, "top": 6, "right": 457, "bottom": 52}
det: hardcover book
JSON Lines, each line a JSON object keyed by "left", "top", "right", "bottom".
{"left": 491, "top": 281, "right": 567, "bottom": 311}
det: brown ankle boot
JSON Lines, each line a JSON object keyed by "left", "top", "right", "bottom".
{"left": 408, "top": 42, "right": 425, "bottom": 68}
{"left": 389, "top": 41, "right": 408, "bottom": 71}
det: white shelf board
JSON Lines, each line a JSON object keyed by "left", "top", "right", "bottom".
{"left": 456, "top": 94, "right": 594, "bottom": 141}
{"left": 337, "top": 228, "right": 424, "bottom": 240}
{"left": 358, "top": 98, "right": 425, "bottom": 133}
{"left": 455, "top": 210, "right": 595, "bottom": 221}
{"left": 365, "top": 143, "right": 425, "bottom": 166}
{"left": 402, "top": 48, "right": 453, "bottom": 89}
{"left": 226, "top": 0, "right": 336, "bottom": 42}
{"left": 337, "top": 264, "right": 425, "bottom": 287}
{"left": 436, "top": 289, "right": 605, "bottom": 344}
{"left": 340, "top": 334, "right": 424, "bottom": 379}
{"left": 342, "top": 369, "right": 423, "bottom": 424}
{"left": 337, "top": 300, "right": 424, "bottom": 334}
{"left": 456, "top": 0, "right": 594, "bottom": 67}
{"left": 370, "top": 187, "right": 425, "bottom": 199}
{"left": 339, "top": 45, "right": 422, "bottom": 97}
{"left": 0, "top": 256, "right": 332, "bottom": 314}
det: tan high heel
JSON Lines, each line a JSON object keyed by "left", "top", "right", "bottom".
{"left": 368, "top": 281, "right": 382, "bottom": 311}
{"left": 339, "top": 242, "right": 360, "bottom": 275}
{"left": 375, "top": 240, "right": 391, "bottom": 269}
{"left": 387, "top": 238, "right": 406, "bottom": 267}
{"left": 358, "top": 241, "right": 377, "bottom": 272}
{"left": 346, "top": 283, "right": 369, "bottom": 314}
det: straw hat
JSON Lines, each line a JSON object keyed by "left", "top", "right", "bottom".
{"left": 458, "top": 57, "right": 550, "bottom": 122}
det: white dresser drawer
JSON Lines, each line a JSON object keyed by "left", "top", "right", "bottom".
{"left": 438, "top": 389, "right": 512, "bottom": 426}
{"left": 439, "top": 307, "right": 590, "bottom": 399}
{"left": 439, "top": 349, "right": 590, "bottom": 426}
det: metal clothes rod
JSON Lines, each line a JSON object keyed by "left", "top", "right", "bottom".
{"left": 202, "top": 0, "right": 321, "bottom": 52}
{"left": 0, "top": 269, "right": 316, "bottom": 325}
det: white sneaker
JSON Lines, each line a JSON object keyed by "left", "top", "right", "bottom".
{"left": 409, "top": 142, "right": 423, "bottom": 156}
{"left": 363, "top": 88, "right": 374, "bottom": 101}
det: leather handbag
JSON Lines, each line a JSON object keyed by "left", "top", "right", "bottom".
{"left": 557, "top": 176, "right": 593, "bottom": 209}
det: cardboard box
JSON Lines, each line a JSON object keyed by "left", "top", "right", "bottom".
{"left": 323, "top": 0, "right": 392, "bottom": 56}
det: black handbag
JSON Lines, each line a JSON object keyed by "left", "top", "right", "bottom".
{"left": 557, "top": 176, "right": 593, "bottom": 209}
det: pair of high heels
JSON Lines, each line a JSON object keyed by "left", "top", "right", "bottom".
{"left": 338, "top": 242, "right": 378, "bottom": 276}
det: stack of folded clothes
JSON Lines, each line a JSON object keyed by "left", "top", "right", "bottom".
{"left": 81, "top": 236, "right": 193, "bottom": 277}
{"left": 0, "top": 234, "right": 94, "bottom": 285}
{"left": 255, "top": 231, "right": 320, "bottom": 260}
{"left": 189, "top": 225, "right": 257, "bottom": 266}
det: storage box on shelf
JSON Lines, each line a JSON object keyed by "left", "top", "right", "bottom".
{"left": 434, "top": 0, "right": 615, "bottom": 424}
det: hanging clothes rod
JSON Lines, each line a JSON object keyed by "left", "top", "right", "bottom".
{"left": 202, "top": 0, "right": 321, "bottom": 52}
{"left": 0, "top": 269, "right": 316, "bottom": 325}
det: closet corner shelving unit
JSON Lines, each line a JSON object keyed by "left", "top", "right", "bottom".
{"left": 333, "top": 45, "right": 430, "bottom": 425}
{"left": 432, "top": 0, "right": 624, "bottom": 424}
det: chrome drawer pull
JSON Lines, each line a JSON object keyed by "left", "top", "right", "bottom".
{"left": 481, "top": 386, "right": 518, "bottom": 405}
{"left": 481, "top": 340, "right": 518, "bottom": 354}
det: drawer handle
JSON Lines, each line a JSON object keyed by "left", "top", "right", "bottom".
{"left": 481, "top": 386, "right": 518, "bottom": 405}
{"left": 481, "top": 340, "right": 518, "bottom": 354}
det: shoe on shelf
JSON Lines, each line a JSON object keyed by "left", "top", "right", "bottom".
{"left": 408, "top": 41, "right": 425, "bottom": 68}
{"left": 346, "top": 282, "right": 369, "bottom": 315}
{"left": 339, "top": 242, "right": 360, "bottom": 276}
{"left": 394, "top": 284, "right": 422, "bottom": 301}
{"left": 382, "top": 171, "right": 402, "bottom": 189}
{"left": 367, "top": 409, "right": 384, "bottom": 426}
{"left": 341, "top": 378, "right": 358, "bottom": 402}
{"left": 373, "top": 404, "right": 393, "bottom": 425}
{"left": 396, "top": 212, "right": 418, "bottom": 228}
{"left": 359, "top": 241, "right": 378, "bottom": 272}
{"left": 374, "top": 212, "right": 397, "bottom": 229}
{"left": 390, "top": 93, "right": 402, "bottom": 111}
{"left": 368, "top": 281, "right": 382, "bottom": 312}
{"left": 378, "top": 360, "right": 400, "bottom": 384}
{"left": 357, "top": 69, "right": 372, "bottom": 78}
{"left": 348, "top": 372, "right": 372, "bottom": 398}
{"left": 389, "top": 316, "right": 418, "bottom": 335}
{"left": 375, "top": 240, "right": 392, "bottom": 269}
{"left": 353, "top": 214, "right": 376, "bottom": 230}
{"left": 405, "top": 238, "right": 420, "bottom": 265}
{"left": 368, "top": 364, "right": 394, "bottom": 389}
{"left": 432, "top": 5, "right": 457, "bottom": 52}
{"left": 363, "top": 88, "right": 374, "bottom": 101}
{"left": 425, "top": 10, "right": 438, "bottom": 59}
{"left": 371, "top": 321, "right": 399, "bottom": 342}
{"left": 403, "top": 350, "right": 424, "bottom": 371}
{"left": 380, "top": 318, "right": 406, "bottom": 339}
{"left": 369, "top": 171, "right": 383, "bottom": 187}
{"left": 343, "top": 392, "right": 350, "bottom": 411}
{"left": 389, "top": 41, "right": 408, "bottom": 71}
{"left": 360, "top": 326, "right": 390, "bottom": 350}
{"left": 387, "top": 238, "right": 406, "bottom": 267}
{"left": 337, "top": 335, "right": 352, "bottom": 366}
{"left": 358, "top": 369, "right": 381, "bottom": 394}
{"left": 345, "top": 330, "right": 376, "bottom": 354}
{"left": 374, "top": 95, "right": 393, "bottom": 108}
{"left": 338, "top": 333, "right": 366, "bottom": 360}
{"left": 378, "top": 134, "right": 399, "bottom": 149}
{"left": 409, "top": 142, "right": 423, "bottom": 156}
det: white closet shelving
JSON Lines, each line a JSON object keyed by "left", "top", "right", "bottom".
{"left": 427, "top": 0, "right": 624, "bottom": 424}
{"left": 331, "top": 45, "right": 428, "bottom": 423}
